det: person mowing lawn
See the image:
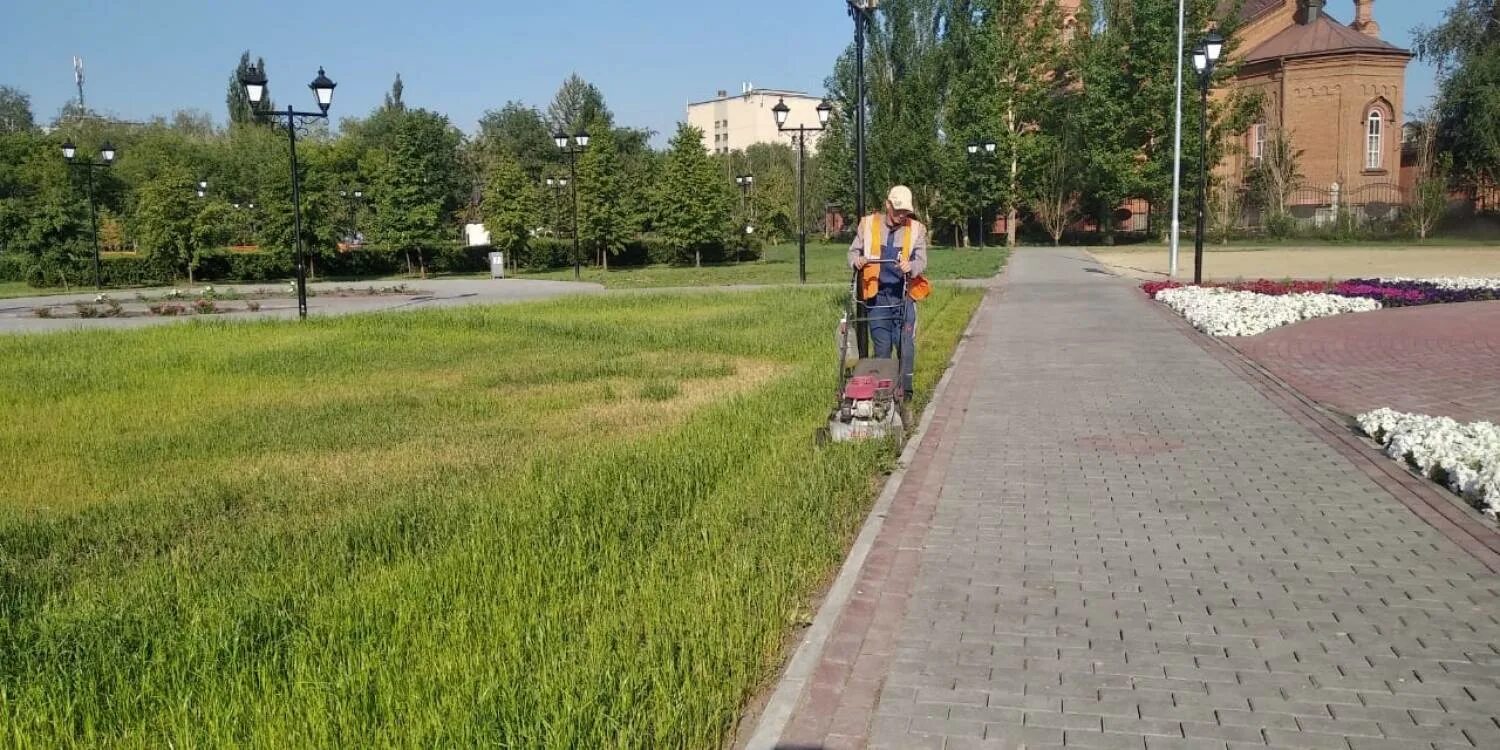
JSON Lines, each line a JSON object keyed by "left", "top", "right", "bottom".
{"left": 849, "top": 185, "right": 931, "bottom": 397}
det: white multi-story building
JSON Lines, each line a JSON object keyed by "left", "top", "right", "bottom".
{"left": 686, "top": 84, "right": 825, "bottom": 155}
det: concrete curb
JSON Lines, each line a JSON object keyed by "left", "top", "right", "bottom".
{"left": 741, "top": 267, "right": 1006, "bottom": 750}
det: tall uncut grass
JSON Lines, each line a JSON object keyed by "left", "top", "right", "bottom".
{"left": 0, "top": 286, "right": 982, "bottom": 748}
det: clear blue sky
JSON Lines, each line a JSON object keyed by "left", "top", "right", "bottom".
{"left": 0, "top": 0, "right": 1444, "bottom": 144}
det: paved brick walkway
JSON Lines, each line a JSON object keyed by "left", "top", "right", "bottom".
{"left": 1232, "top": 302, "right": 1500, "bottom": 424}
{"left": 767, "top": 248, "right": 1500, "bottom": 750}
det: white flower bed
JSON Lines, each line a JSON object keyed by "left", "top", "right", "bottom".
{"left": 1358, "top": 408, "right": 1500, "bottom": 519}
{"left": 1378, "top": 277, "right": 1500, "bottom": 291}
{"left": 1154, "top": 287, "right": 1381, "bottom": 337}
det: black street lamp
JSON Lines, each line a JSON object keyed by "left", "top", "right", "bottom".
{"left": 848, "top": 0, "right": 879, "bottom": 221}
{"left": 554, "top": 132, "right": 589, "bottom": 280}
{"left": 965, "top": 140, "right": 998, "bottom": 248}
{"left": 772, "top": 97, "right": 832, "bottom": 283}
{"left": 239, "top": 63, "right": 337, "bottom": 319}
{"left": 544, "top": 176, "right": 570, "bottom": 238}
{"left": 339, "top": 187, "right": 365, "bottom": 244}
{"left": 196, "top": 179, "right": 209, "bottom": 199}
{"left": 735, "top": 174, "right": 755, "bottom": 262}
{"left": 61, "top": 139, "right": 116, "bottom": 289}
{"left": 1190, "top": 30, "right": 1225, "bottom": 285}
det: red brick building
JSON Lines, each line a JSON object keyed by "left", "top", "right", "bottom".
{"left": 1224, "top": 1, "right": 1413, "bottom": 220}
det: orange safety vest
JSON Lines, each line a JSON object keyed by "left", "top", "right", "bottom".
{"left": 860, "top": 214, "right": 931, "bottom": 302}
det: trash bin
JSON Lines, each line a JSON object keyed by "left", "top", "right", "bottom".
{"left": 488, "top": 251, "right": 505, "bottom": 279}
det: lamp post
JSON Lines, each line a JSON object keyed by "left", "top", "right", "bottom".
{"left": 61, "top": 140, "right": 116, "bottom": 289}
{"left": 848, "top": 0, "right": 878, "bottom": 221}
{"left": 1190, "top": 31, "right": 1224, "bottom": 285}
{"left": 196, "top": 179, "right": 208, "bottom": 199}
{"left": 965, "top": 140, "right": 998, "bottom": 248}
{"left": 544, "top": 176, "right": 569, "bottom": 238}
{"left": 735, "top": 174, "right": 754, "bottom": 262}
{"left": 339, "top": 187, "right": 365, "bottom": 245}
{"left": 239, "top": 63, "right": 336, "bottom": 319}
{"left": 772, "top": 97, "right": 832, "bottom": 283}
{"left": 554, "top": 132, "right": 589, "bottom": 280}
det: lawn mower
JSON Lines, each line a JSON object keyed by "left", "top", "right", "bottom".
{"left": 821, "top": 261, "right": 912, "bottom": 448}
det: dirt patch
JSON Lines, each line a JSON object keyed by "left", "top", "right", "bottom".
{"left": 1091, "top": 247, "right": 1500, "bottom": 281}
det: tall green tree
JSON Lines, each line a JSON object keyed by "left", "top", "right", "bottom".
{"left": 575, "top": 125, "right": 633, "bottom": 269}
{"left": 1415, "top": 0, "right": 1500, "bottom": 190}
{"left": 546, "top": 75, "right": 611, "bottom": 137}
{"left": 656, "top": 124, "right": 733, "bottom": 267}
{"left": 0, "top": 85, "right": 34, "bottom": 134}
{"left": 133, "top": 167, "right": 200, "bottom": 281}
{"left": 0, "top": 132, "right": 90, "bottom": 284}
{"left": 384, "top": 73, "right": 406, "bottom": 111}
{"left": 477, "top": 101, "right": 556, "bottom": 179}
{"left": 369, "top": 110, "right": 463, "bottom": 276}
{"left": 226, "top": 51, "right": 272, "bottom": 126}
{"left": 481, "top": 148, "right": 539, "bottom": 262}
{"left": 972, "top": 0, "right": 1066, "bottom": 246}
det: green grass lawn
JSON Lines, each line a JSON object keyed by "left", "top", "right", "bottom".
{"left": 0, "top": 284, "right": 984, "bottom": 747}
{"left": 516, "top": 241, "right": 1007, "bottom": 288}
{"left": 0, "top": 281, "right": 57, "bottom": 300}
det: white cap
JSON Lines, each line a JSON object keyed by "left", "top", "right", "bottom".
{"left": 887, "top": 185, "right": 916, "bottom": 214}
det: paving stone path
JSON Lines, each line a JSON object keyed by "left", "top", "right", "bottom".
{"left": 764, "top": 248, "right": 1500, "bottom": 750}
{"left": 1232, "top": 301, "right": 1500, "bottom": 424}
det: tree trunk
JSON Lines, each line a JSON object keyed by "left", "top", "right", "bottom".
{"left": 602, "top": 247, "right": 608, "bottom": 271}
{"left": 695, "top": 248, "right": 701, "bottom": 268}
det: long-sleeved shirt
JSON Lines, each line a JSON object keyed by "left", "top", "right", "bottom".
{"left": 848, "top": 215, "right": 929, "bottom": 286}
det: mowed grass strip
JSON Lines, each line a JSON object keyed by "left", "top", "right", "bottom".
{"left": 0, "top": 285, "right": 983, "bottom": 748}
{"left": 519, "top": 241, "right": 1007, "bottom": 288}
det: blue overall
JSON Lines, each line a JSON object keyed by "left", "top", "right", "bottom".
{"left": 868, "top": 225, "right": 917, "bottom": 395}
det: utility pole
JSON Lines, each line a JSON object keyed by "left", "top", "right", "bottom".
{"left": 73, "top": 57, "right": 86, "bottom": 110}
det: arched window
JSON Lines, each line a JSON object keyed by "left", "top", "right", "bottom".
{"left": 1366, "top": 109, "right": 1385, "bottom": 170}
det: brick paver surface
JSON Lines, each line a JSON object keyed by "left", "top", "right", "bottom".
{"left": 772, "top": 248, "right": 1500, "bottom": 750}
{"left": 1232, "top": 301, "right": 1500, "bottom": 424}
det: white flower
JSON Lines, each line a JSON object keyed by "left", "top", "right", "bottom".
{"left": 1156, "top": 287, "right": 1380, "bottom": 337}
{"left": 1379, "top": 277, "right": 1500, "bottom": 291}
{"left": 1359, "top": 409, "right": 1500, "bottom": 518}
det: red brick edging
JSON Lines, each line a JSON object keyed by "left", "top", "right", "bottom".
{"left": 770, "top": 276, "right": 1002, "bottom": 750}
{"left": 1144, "top": 295, "right": 1500, "bottom": 573}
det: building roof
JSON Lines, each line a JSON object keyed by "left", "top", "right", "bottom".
{"left": 686, "top": 89, "right": 818, "bottom": 107}
{"left": 1235, "top": 0, "right": 1284, "bottom": 23}
{"left": 1243, "top": 11, "right": 1410, "bottom": 62}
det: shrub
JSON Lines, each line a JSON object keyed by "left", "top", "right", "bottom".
{"left": 0, "top": 254, "right": 28, "bottom": 283}
{"left": 246, "top": 300, "right": 261, "bottom": 312}
{"left": 103, "top": 298, "right": 124, "bottom": 317}
{"left": 74, "top": 303, "right": 101, "bottom": 319}
{"left": 192, "top": 299, "right": 217, "bottom": 314}
{"left": 31, "top": 306, "right": 53, "bottom": 318}
{"left": 321, "top": 247, "right": 406, "bottom": 278}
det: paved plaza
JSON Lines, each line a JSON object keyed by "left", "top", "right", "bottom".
{"left": 1233, "top": 302, "right": 1500, "bottom": 425}
{"left": 756, "top": 248, "right": 1500, "bottom": 750}
{"left": 0, "top": 278, "right": 603, "bottom": 333}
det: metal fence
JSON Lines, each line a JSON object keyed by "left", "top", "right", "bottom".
{"left": 1230, "top": 181, "right": 1409, "bottom": 233}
